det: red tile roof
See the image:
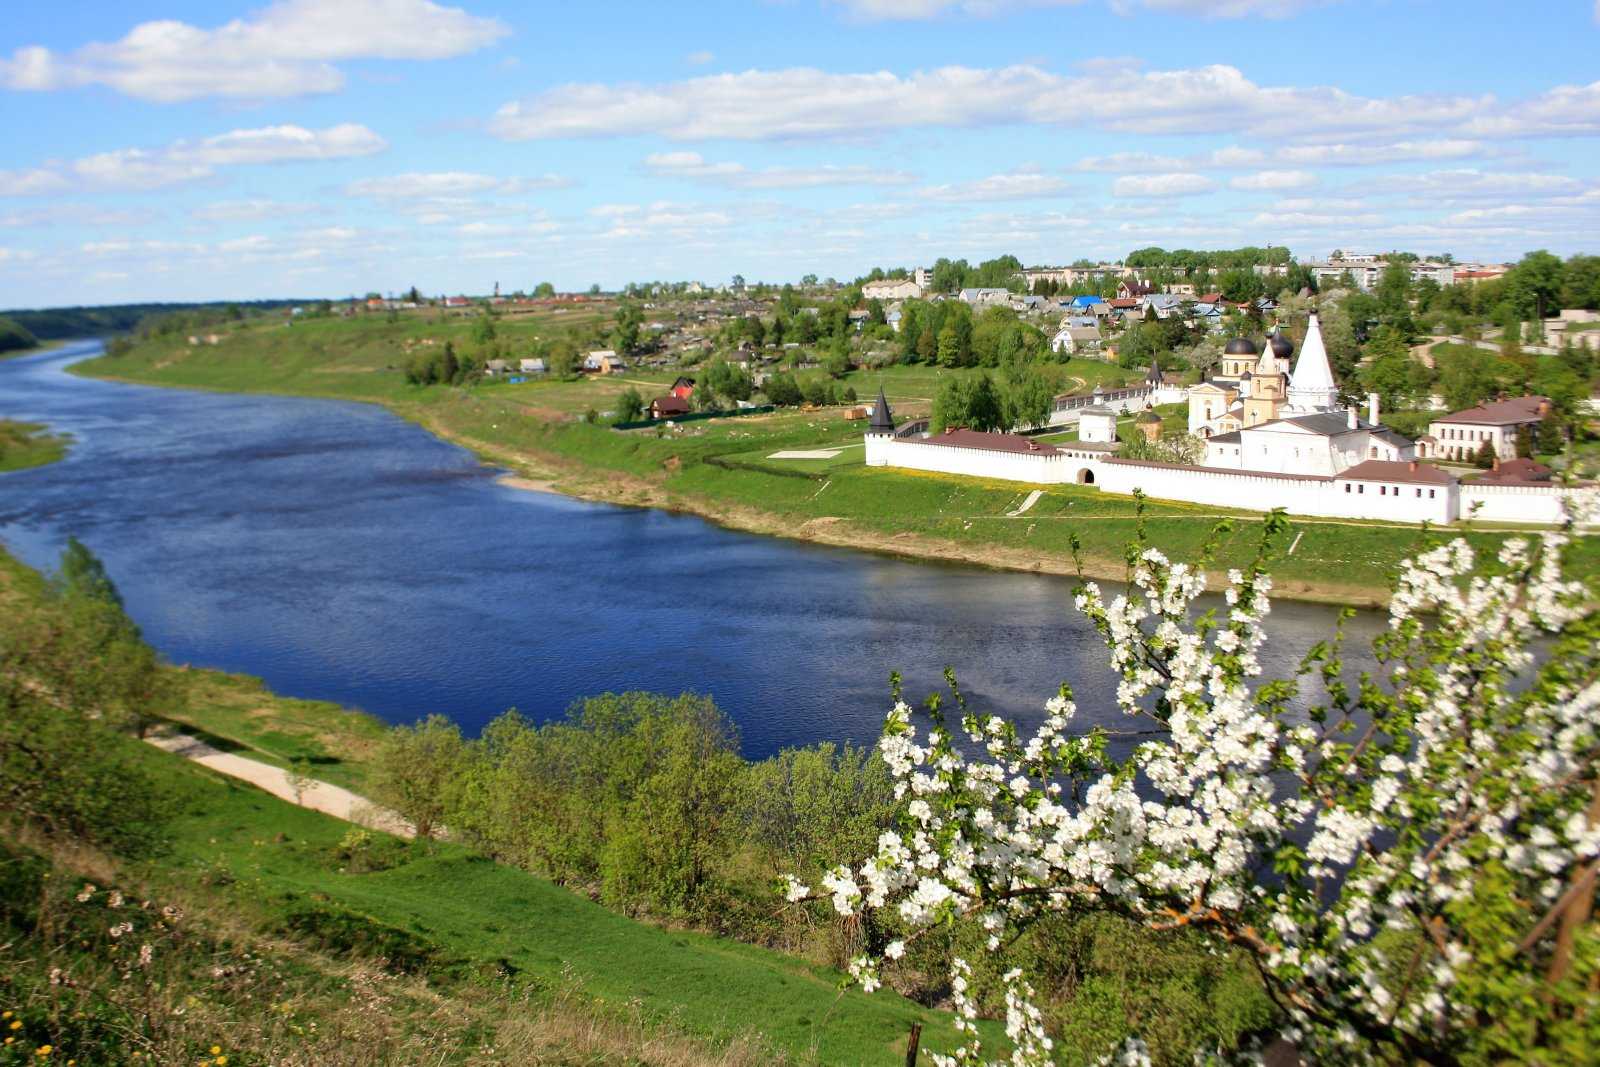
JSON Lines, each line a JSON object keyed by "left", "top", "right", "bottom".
{"left": 1336, "top": 460, "right": 1456, "bottom": 485}
{"left": 907, "top": 428, "right": 1061, "bottom": 455}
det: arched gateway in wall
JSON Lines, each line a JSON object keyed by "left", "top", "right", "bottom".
{"left": 1078, "top": 468, "right": 1095, "bottom": 484}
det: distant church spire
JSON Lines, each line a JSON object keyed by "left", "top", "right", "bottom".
{"left": 1286, "top": 312, "right": 1340, "bottom": 413}
{"left": 868, "top": 386, "right": 895, "bottom": 434}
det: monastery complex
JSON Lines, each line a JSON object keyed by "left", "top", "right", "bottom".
{"left": 865, "top": 313, "right": 1589, "bottom": 527}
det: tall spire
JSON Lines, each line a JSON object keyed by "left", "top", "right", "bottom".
{"left": 1286, "top": 312, "right": 1339, "bottom": 413}
{"left": 868, "top": 386, "right": 895, "bottom": 434}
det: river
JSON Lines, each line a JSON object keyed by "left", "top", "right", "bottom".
{"left": 0, "top": 341, "right": 1383, "bottom": 758}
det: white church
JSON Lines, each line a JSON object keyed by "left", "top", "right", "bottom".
{"left": 862, "top": 312, "right": 1589, "bottom": 527}
{"left": 1190, "top": 313, "right": 1415, "bottom": 476}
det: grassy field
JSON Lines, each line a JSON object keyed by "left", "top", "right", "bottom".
{"left": 72, "top": 312, "right": 1598, "bottom": 606}
{"left": 2, "top": 739, "right": 978, "bottom": 1065}
{"left": 0, "top": 418, "right": 70, "bottom": 472}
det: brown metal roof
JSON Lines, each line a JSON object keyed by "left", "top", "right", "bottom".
{"left": 1335, "top": 460, "right": 1456, "bottom": 485}
{"left": 1437, "top": 395, "right": 1548, "bottom": 426}
{"left": 906, "top": 428, "right": 1062, "bottom": 455}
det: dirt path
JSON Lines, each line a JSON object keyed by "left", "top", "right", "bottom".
{"left": 148, "top": 731, "right": 413, "bottom": 837}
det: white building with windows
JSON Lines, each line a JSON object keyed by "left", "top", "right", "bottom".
{"left": 1416, "top": 396, "right": 1550, "bottom": 462}
{"left": 863, "top": 277, "right": 923, "bottom": 301}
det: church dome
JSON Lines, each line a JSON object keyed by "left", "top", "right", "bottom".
{"left": 1268, "top": 327, "right": 1293, "bottom": 359}
{"left": 1224, "top": 337, "right": 1258, "bottom": 355}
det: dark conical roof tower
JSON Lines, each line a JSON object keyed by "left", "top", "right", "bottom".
{"left": 1145, "top": 354, "right": 1162, "bottom": 385}
{"left": 868, "top": 386, "right": 895, "bottom": 434}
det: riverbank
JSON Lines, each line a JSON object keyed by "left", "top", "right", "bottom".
{"left": 70, "top": 318, "right": 1596, "bottom": 606}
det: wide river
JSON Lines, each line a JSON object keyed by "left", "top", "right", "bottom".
{"left": 0, "top": 342, "right": 1382, "bottom": 758}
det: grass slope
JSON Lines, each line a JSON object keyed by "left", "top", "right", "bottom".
{"left": 74, "top": 314, "right": 1597, "bottom": 605}
{"left": 140, "top": 741, "right": 972, "bottom": 1064}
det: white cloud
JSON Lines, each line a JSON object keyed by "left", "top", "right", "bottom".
{"left": 176, "top": 124, "right": 387, "bottom": 165}
{"left": 0, "top": 205, "right": 157, "bottom": 228}
{"left": 1276, "top": 140, "right": 1490, "bottom": 165}
{"left": 1462, "top": 80, "right": 1600, "bottom": 138}
{"left": 643, "top": 151, "right": 910, "bottom": 188}
{"left": 1111, "top": 0, "right": 1334, "bottom": 16}
{"left": 1112, "top": 172, "right": 1215, "bottom": 197}
{"left": 1250, "top": 210, "right": 1384, "bottom": 228}
{"left": 914, "top": 169, "right": 1072, "bottom": 201}
{"left": 0, "top": 169, "right": 73, "bottom": 196}
{"left": 344, "top": 171, "right": 567, "bottom": 198}
{"left": 0, "top": 0, "right": 508, "bottom": 102}
{"left": 1230, "top": 169, "right": 1318, "bottom": 191}
{"left": 192, "top": 199, "right": 317, "bottom": 222}
{"left": 1, "top": 124, "right": 387, "bottom": 197}
{"left": 487, "top": 62, "right": 1510, "bottom": 144}
{"left": 1407, "top": 169, "right": 1584, "bottom": 199}
{"left": 1269, "top": 197, "right": 1369, "bottom": 212}
{"left": 1073, "top": 151, "right": 1188, "bottom": 173}
{"left": 829, "top": 0, "right": 1084, "bottom": 19}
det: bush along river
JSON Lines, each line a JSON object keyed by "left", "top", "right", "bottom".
{"left": 0, "top": 341, "right": 1382, "bottom": 757}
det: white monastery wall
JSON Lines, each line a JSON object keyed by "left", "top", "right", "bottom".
{"left": 1460, "top": 484, "right": 1589, "bottom": 526}
{"left": 865, "top": 436, "right": 1073, "bottom": 483}
{"left": 1096, "top": 461, "right": 1457, "bottom": 524}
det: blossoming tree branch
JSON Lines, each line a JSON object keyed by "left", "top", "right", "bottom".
{"left": 787, "top": 497, "right": 1600, "bottom": 1065}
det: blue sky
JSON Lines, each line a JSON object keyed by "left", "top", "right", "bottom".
{"left": 2, "top": 0, "right": 1598, "bottom": 306}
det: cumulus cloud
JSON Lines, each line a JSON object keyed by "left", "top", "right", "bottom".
{"left": 587, "top": 200, "right": 737, "bottom": 240}
{"left": 177, "top": 124, "right": 387, "bottom": 165}
{"left": 643, "top": 151, "right": 911, "bottom": 188}
{"left": 1407, "top": 169, "right": 1584, "bottom": 199}
{"left": 1249, "top": 209, "right": 1384, "bottom": 228}
{"left": 914, "top": 169, "right": 1072, "bottom": 201}
{"left": 1229, "top": 169, "right": 1318, "bottom": 191}
{"left": 344, "top": 171, "right": 568, "bottom": 198}
{"left": 1112, "top": 172, "right": 1215, "bottom": 197}
{"left": 0, "top": 0, "right": 508, "bottom": 102}
{"left": 0, "top": 124, "right": 387, "bottom": 197}
{"left": 191, "top": 199, "right": 318, "bottom": 222}
{"left": 1276, "top": 140, "right": 1490, "bottom": 165}
{"left": 487, "top": 62, "right": 1513, "bottom": 143}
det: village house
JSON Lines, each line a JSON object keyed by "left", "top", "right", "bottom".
{"left": 669, "top": 376, "right": 696, "bottom": 400}
{"left": 648, "top": 395, "right": 691, "bottom": 420}
{"left": 1051, "top": 325, "right": 1102, "bottom": 356}
{"left": 519, "top": 357, "right": 547, "bottom": 374}
{"left": 1415, "top": 395, "right": 1550, "bottom": 462}
{"left": 862, "top": 277, "right": 923, "bottom": 301}
{"left": 582, "top": 350, "right": 629, "bottom": 374}
{"left": 958, "top": 287, "right": 1012, "bottom": 308}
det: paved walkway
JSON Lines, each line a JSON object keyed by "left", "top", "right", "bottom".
{"left": 148, "top": 731, "right": 414, "bottom": 837}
